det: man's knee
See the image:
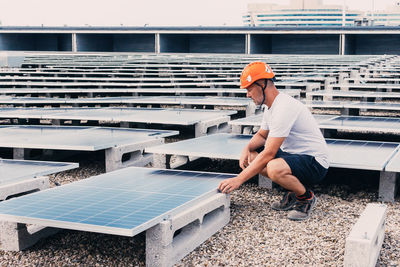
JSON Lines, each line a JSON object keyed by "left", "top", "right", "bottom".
{"left": 266, "top": 158, "right": 291, "bottom": 181}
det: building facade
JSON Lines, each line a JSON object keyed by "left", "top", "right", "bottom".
{"left": 363, "top": 2, "right": 400, "bottom": 26}
{"left": 243, "top": 0, "right": 400, "bottom": 27}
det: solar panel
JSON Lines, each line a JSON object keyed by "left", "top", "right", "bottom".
{"left": 147, "top": 134, "right": 250, "bottom": 160}
{"left": 229, "top": 114, "right": 262, "bottom": 127}
{"left": 303, "top": 100, "right": 346, "bottom": 109}
{"left": 146, "top": 134, "right": 400, "bottom": 171}
{"left": 229, "top": 114, "right": 338, "bottom": 127}
{"left": 313, "top": 114, "right": 340, "bottom": 123}
{"left": 319, "top": 116, "right": 400, "bottom": 134}
{"left": 308, "top": 91, "right": 400, "bottom": 99}
{"left": 0, "top": 107, "right": 236, "bottom": 126}
{"left": 0, "top": 88, "right": 301, "bottom": 98}
{"left": 0, "top": 96, "right": 254, "bottom": 107}
{"left": 385, "top": 150, "right": 400, "bottom": 172}
{"left": 326, "top": 139, "right": 399, "bottom": 170}
{"left": 334, "top": 83, "right": 400, "bottom": 90}
{"left": 303, "top": 100, "right": 400, "bottom": 112}
{"left": 0, "top": 167, "right": 234, "bottom": 236}
{"left": 346, "top": 102, "right": 400, "bottom": 111}
{"left": 0, "top": 159, "right": 78, "bottom": 184}
{"left": 0, "top": 125, "right": 178, "bottom": 151}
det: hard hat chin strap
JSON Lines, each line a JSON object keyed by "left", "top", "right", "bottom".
{"left": 255, "top": 81, "right": 267, "bottom": 108}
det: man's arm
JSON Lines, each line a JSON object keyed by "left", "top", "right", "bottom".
{"left": 246, "top": 129, "right": 269, "bottom": 151}
{"left": 219, "top": 136, "right": 285, "bottom": 194}
{"left": 239, "top": 129, "right": 269, "bottom": 169}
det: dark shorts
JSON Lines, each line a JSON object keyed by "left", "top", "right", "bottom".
{"left": 257, "top": 147, "right": 328, "bottom": 186}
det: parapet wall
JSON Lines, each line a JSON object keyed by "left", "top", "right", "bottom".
{"left": 1, "top": 26, "right": 400, "bottom": 55}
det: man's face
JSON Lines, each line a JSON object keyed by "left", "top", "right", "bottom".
{"left": 246, "top": 82, "right": 264, "bottom": 105}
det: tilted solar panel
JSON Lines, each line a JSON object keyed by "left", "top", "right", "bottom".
{"left": 385, "top": 149, "right": 400, "bottom": 172}
{"left": 0, "top": 159, "right": 78, "bottom": 184}
{"left": 319, "top": 116, "right": 400, "bottom": 133}
{"left": 0, "top": 125, "right": 178, "bottom": 151}
{"left": 146, "top": 134, "right": 400, "bottom": 171}
{"left": 0, "top": 167, "right": 233, "bottom": 236}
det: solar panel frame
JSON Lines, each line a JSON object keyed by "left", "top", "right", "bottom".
{"left": 345, "top": 102, "right": 400, "bottom": 111}
{"left": 308, "top": 91, "right": 400, "bottom": 99}
{"left": 385, "top": 149, "right": 400, "bottom": 172}
{"left": 228, "top": 114, "right": 339, "bottom": 127}
{"left": 0, "top": 167, "right": 234, "bottom": 237}
{"left": 0, "top": 159, "right": 78, "bottom": 185}
{"left": 0, "top": 88, "right": 301, "bottom": 98}
{"left": 326, "top": 139, "right": 400, "bottom": 170}
{"left": 0, "top": 107, "right": 236, "bottom": 126}
{"left": 228, "top": 114, "right": 262, "bottom": 127}
{"left": 0, "top": 95, "right": 255, "bottom": 107}
{"left": 146, "top": 133, "right": 250, "bottom": 160}
{"left": 319, "top": 116, "right": 400, "bottom": 134}
{"left": 146, "top": 134, "right": 400, "bottom": 171}
{"left": 0, "top": 125, "right": 178, "bottom": 151}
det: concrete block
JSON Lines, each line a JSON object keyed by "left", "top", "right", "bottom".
{"left": 378, "top": 171, "right": 399, "bottom": 203}
{"left": 344, "top": 203, "right": 387, "bottom": 267}
{"left": 146, "top": 193, "right": 230, "bottom": 267}
{"left": 153, "top": 153, "right": 201, "bottom": 170}
{"left": 322, "top": 94, "right": 333, "bottom": 102}
{"left": 321, "top": 128, "right": 337, "bottom": 138}
{"left": 0, "top": 222, "right": 60, "bottom": 251}
{"left": 230, "top": 125, "right": 242, "bottom": 134}
{"left": 152, "top": 153, "right": 169, "bottom": 169}
{"left": 13, "top": 148, "right": 25, "bottom": 160}
{"left": 194, "top": 116, "right": 230, "bottom": 137}
{"left": 0, "top": 176, "right": 49, "bottom": 201}
{"left": 323, "top": 77, "right": 336, "bottom": 91}
{"left": 258, "top": 174, "right": 273, "bottom": 189}
{"left": 350, "top": 69, "right": 361, "bottom": 79}
{"left": 230, "top": 125, "right": 258, "bottom": 135}
{"left": 105, "top": 138, "right": 165, "bottom": 172}
{"left": 338, "top": 73, "right": 349, "bottom": 84}
{"left": 341, "top": 108, "right": 360, "bottom": 116}
{"left": 0, "top": 175, "right": 56, "bottom": 251}
{"left": 245, "top": 103, "right": 257, "bottom": 116}
{"left": 245, "top": 126, "right": 259, "bottom": 135}
{"left": 120, "top": 121, "right": 130, "bottom": 128}
{"left": 305, "top": 83, "right": 320, "bottom": 93}
{"left": 169, "top": 155, "right": 189, "bottom": 169}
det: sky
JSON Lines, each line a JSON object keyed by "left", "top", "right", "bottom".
{"left": 0, "top": 0, "right": 398, "bottom": 27}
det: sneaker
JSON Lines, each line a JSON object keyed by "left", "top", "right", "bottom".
{"left": 287, "top": 194, "right": 317, "bottom": 221}
{"left": 271, "top": 191, "right": 296, "bottom": 211}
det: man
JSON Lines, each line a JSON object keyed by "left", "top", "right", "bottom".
{"left": 218, "top": 61, "right": 329, "bottom": 221}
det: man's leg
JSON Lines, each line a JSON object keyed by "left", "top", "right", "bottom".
{"left": 248, "top": 153, "right": 298, "bottom": 211}
{"left": 263, "top": 158, "right": 305, "bottom": 195}
{"left": 261, "top": 158, "right": 317, "bottom": 221}
{"left": 249, "top": 152, "right": 306, "bottom": 194}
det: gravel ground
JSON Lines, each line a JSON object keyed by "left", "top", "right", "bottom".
{"left": 0, "top": 160, "right": 399, "bottom": 266}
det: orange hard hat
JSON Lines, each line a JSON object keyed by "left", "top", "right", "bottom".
{"left": 240, "top": 61, "right": 275, "bottom": 89}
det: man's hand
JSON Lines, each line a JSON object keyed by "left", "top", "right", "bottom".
{"left": 218, "top": 177, "right": 243, "bottom": 194}
{"left": 239, "top": 148, "right": 251, "bottom": 170}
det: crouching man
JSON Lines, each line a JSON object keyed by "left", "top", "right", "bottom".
{"left": 218, "top": 62, "right": 329, "bottom": 221}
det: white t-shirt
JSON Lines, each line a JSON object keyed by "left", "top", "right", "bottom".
{"left": 260, "top": 93, "right": 329, "bottom": 169}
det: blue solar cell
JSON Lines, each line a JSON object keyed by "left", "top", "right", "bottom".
{"left": 0, "top": 167, "right": 233, "bottom": 236}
